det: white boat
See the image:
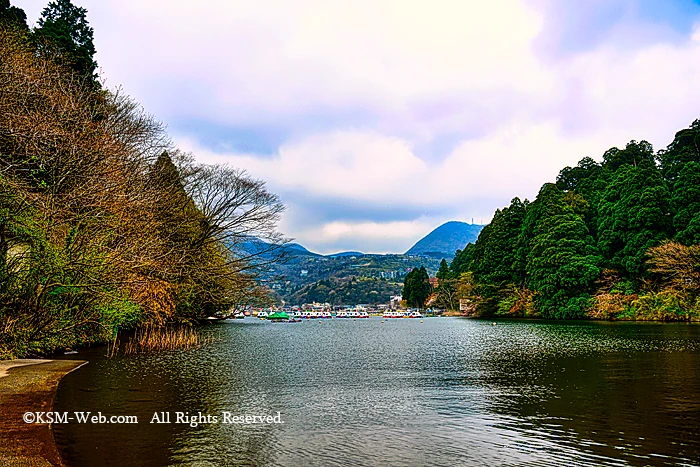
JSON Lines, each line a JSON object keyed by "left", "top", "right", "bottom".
{"left": 309, "top": 311, "right": 332, "bottom": 319}
{"left": 258, "top": 311, "right": 269, "bottom": 319}
{"left": 382, "top": 310, "right": 403, "bottom": 318}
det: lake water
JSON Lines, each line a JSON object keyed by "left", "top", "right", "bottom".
{"left": 54, "top": 318, "right": 700, "bottom": 466}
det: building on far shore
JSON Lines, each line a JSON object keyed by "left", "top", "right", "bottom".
{"left": 390, "top": 295, "right": 402, "bottom": 309}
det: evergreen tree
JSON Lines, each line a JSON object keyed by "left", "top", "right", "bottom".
{"left": 556, "top": 157, "right": 602, "bottom": 192}
{"left": 659, "top": 120, "right": 700, "bottom": 182}
{"left": 602, "top": 140, "right": 657, "bottom": 172}
{"left": 151, "top": 151, "right": 202, "bottom": 246}
{"left": 401, "top": 266, "right": 431, "bottom": 308}
{"left": 659, "top": 121, "right": 700, "bottom": 245}
{"left": 401, "top": 268, "right": 416, "bottom": 306}
{"left": 671, "top": 162, "right": 700, "bottom": 245}
{"left": 471, "top": 197, "right": 528, "bottom": 286}
{"left": 0, "top": 0, "right": 27, "bottom": 29}
{"left": 149, "top": 152, "right": 232, "bottom": 319}
{"left": 525, "top": 184, "right": 601, "bottom": 318}
{"left": 436, "top": 258, "right": 451, "bottom": 281}
{"left": 442, "top": 123, "right": 700, "bottom": 320}
{"left": 463, "top": 198, "right": 529, "bottom": 315}
{"left": 556, "top": 156, "right": 609, "bottom": 241}
{"left": 450, "top": 242, "right": 474, "bottom": 275}
{"left": 415, "top": 266, "right": 431, "bottom": 309}
{"left": 597, "top": 165, "right": 672, "bottom": 278}
{"left": 35, "top": 0, "right": 98, "bottom": 84}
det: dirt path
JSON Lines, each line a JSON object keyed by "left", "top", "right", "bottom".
{"left": 0, "top": 359, "right": 86, "bottom": 467}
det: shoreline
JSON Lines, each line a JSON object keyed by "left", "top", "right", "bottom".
{"left": 0, "top": 359, "right": 87, "bottom": 466}
{"left": 453, "top": 313, "right": 700, "bottom": 322}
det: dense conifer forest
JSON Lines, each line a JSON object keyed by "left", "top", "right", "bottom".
{"left": 446, "top": 128, "right": 700, "bottom": 320}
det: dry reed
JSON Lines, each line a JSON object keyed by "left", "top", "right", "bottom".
{"left": 107, "top": 324, "right": 212, "bottom": 356}
{"left": 106, "top": 333, "right": 119, "bottom": 358}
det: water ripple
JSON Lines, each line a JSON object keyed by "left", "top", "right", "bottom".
{"left": 54, "top": 318, "right": 700, "bottom": 466}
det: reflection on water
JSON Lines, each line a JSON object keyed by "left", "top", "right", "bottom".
{"left": 54, "top": 319, "right": 700, "bottom": 466}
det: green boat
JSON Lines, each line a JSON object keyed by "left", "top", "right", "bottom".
{"left": 267, "top": 311, "right": 290, "bottom": 321}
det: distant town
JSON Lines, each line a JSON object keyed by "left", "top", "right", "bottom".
{"left": 227, "top": 300, "right": 435, "bottom": 321}
{"left": 243, "top": 221, "right": 483, "bottom": 307}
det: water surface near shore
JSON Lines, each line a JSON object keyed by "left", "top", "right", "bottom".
{"left": 54, "top": 318, "right": 700, "bottom": 466}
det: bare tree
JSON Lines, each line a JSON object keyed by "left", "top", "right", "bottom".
{"left": 184, "top": 163, "right": 289, "bottom": 270}
{"left": 0, "top": 25, "right": 289, "bottom": 356}
{"left": 647, "top": 241, "right": 700, "bottom": 295}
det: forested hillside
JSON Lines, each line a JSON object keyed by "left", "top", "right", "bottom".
{"left": 264, "top": 252, "right": 441, "bottom": 305}
{"left": 450, "top": 128, "right": 700, "bottom": 321}
{"left": 288, "top": 277, "right": 402, "bottom": 306}
{"left": 0, "top": 1, "right": 284, "bottom": 357}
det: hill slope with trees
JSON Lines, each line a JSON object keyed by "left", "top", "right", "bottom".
{"left": 449, "top": 128, "right": 700, "bottom": 321}
{"left": 0, "top": 1, "right": 285, "bottom": 357}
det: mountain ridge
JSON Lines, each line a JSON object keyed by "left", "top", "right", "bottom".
{"left": 405, "top": 221, "right": 484, "bottom": 258}
{"left": 239, "top": 221, "right": 484, "bottom": 260}
{"left": 236, "top": 221, "right": 481, "bottom": 305}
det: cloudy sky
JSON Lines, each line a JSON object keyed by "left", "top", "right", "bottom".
{"left": 18, "top": 0, "right": 700, "bottom": 254}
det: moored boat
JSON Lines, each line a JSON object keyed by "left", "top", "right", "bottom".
{"left": 268, "top": 311, "right": 290, "bottom": 321}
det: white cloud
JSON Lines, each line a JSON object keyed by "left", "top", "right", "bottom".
{"left": 291, "top": 220, "right": 436, "bottom": 255}
{"left": 27, "top": 0, "right": 551, "bottom": 138}
{"left": 557, "top": 30, "right": 700, "bottom": 145}
{"left": 180, "top": 130, "right": 425, "bottom": 201}
{"left": 181, "top": 123, "right": 582, "bottom": 205}
{"left": 177, "top": 123, "right": 606, "bottom": 252}
{"left": 16, "top": 1, "right": 700, "bottom": 253}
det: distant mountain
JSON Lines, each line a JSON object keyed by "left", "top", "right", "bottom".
{"left": 236, "top": 238, "right": 321, "bottom": 259}
{"left": 285, "top": 243, "right": 321, "bottom": 256}
{"left": 328, "top": 251, "right": 364, "bottom": 258}
{"left": 237, "top": 238, "right": 445, "bottom": 305}
{"left": 405, "top": 221, "right": 484, "bottom": 258}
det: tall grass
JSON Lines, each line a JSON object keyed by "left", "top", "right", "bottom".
{"left": 107, "top": 325, "right": 212, "bottom": 357}
{"left": 107, "top": 333, "right": 119, "bottom": 358}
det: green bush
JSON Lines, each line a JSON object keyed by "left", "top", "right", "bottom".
{"left": 632, "top": 291, "right": 692, "bottom": 321}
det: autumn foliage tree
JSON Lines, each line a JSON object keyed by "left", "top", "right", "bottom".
{"left": 647, "top": 241, "right": 700, "bottom": 298}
